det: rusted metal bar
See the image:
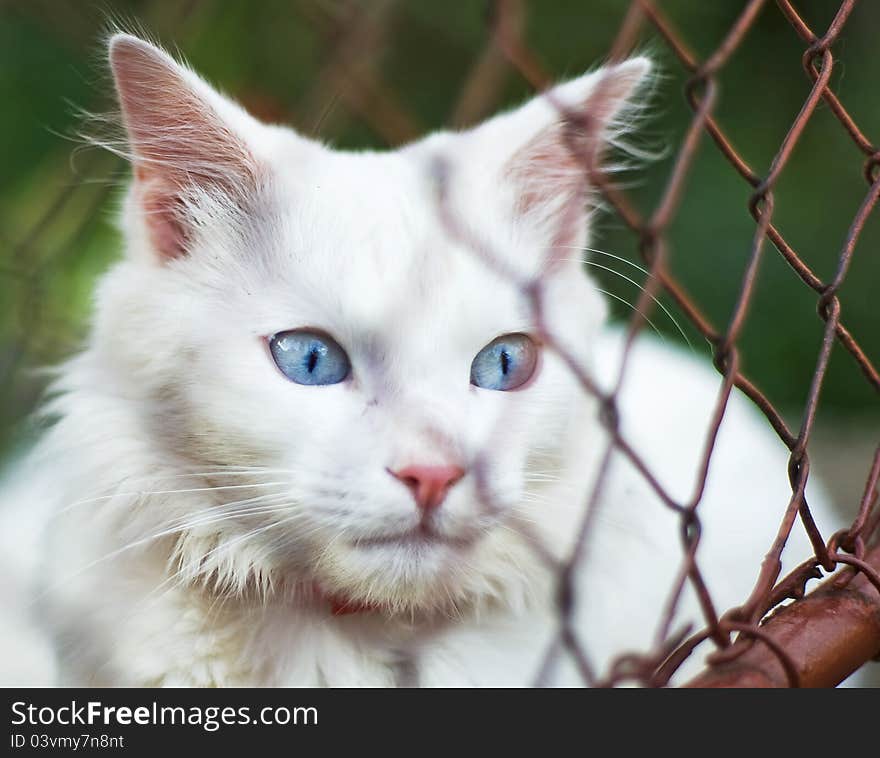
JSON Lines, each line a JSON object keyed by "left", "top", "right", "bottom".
{"left": 684, "top": 540, "right": 880, "bottom": 687}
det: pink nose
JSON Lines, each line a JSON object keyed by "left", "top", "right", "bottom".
{"left": 389, "top": 464, "right": 465, "bottom": 513}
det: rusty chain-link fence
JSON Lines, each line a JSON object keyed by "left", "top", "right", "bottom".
{"left": 503, "top": 0, "right": 880, "bottom": 687}
{"left": 428, "top": 0, "right": 880, "bottom": 687}
{"left": 2, "top": 0, "right": 879, "bottom": 686}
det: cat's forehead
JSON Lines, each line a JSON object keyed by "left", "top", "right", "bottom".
{"left": 259, "top": 147, "right": 531, "bottom": 331}
{"left": 276, "top": 147, "right": 444, "bottom": 255}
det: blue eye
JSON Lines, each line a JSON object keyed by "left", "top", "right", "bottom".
{"left": 269, "top": 330, "right": 351, "bottom": 386}
{"left": 470, "top": 333, "right": 538, "bottom": 391}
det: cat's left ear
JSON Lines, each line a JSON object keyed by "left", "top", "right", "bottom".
{"left": 109, "top": 34, "right": 265, "bottom": 261}
{"left": 463, "top": 58, "right": 651, "bottom": 247}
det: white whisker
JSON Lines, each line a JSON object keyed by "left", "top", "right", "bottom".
{"left": 594, "top": 287, "right": 664, "bottom": 342}
{"left": 31, "top": 493, "right": 296, "bottom": 605}
{"left": 57, "top": 480, "right": 292, "bottom": 516}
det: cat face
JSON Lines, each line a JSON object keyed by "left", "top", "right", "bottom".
{"left": 97, "top": 35, "right": 649, "bottom": 613}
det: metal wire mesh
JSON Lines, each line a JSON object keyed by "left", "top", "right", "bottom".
{"left": 475, "top": 0, "right": 880, "bottom": 687}
{"left": 2, "top": 0, "right": 879, "bottom": 686}
{"left": 491, "top": 0, "right": 880, "bottom": 687}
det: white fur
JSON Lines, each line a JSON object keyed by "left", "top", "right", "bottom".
{"left": 0, "top": 37, "right": 835, "bottom": 686}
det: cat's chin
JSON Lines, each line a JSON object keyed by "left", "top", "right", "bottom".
{"left": 310, "top": 525, "right": 536, "bottom": 616}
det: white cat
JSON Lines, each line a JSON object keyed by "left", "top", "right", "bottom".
{"left": 0, "top": 34, "right": 833, "bottom": 687}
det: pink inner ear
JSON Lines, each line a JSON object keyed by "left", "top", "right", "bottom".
{"left": 110, "top": 35, "right": 258, "bottom": 261}
{"left": 507, "top": 124, "right": 593, "bottom": 254}
{"left": 511, "top": 127, "right": 584, "bottom": 218}
{"left": 138, "top": 176, "right": 189, "bottom": 260}
{"left": 502, "top": 61, "right": 648, "bottom": 252}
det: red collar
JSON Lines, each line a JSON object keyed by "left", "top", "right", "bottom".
{"left": 310, "top": 582, "right": 382, "bottom": 616}
{"left": 328, "top": 596, "right": 382, "bottom": 616}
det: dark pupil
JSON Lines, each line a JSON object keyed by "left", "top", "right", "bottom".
{"left": 500, "top": 349, "right": 510, "bottom": 376}
{"left": 306, "top": 347, "right": 319, "bottom": 373}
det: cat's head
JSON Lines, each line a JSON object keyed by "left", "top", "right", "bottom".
{"left": 93, "top": 34, "right": 649, "bottom": 614}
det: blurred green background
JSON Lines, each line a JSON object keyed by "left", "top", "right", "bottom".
{"left": 1, "top": 0, "right": 878, "bottom": 479}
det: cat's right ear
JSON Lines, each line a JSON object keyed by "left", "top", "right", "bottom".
{"left": 108, "top": 34, "right": 263, "bottom": 261}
